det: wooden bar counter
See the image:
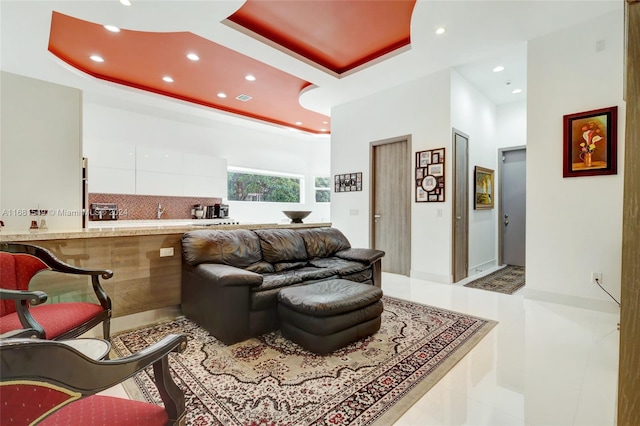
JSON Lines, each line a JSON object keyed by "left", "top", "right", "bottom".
{"left": 0, "top": 222, "right": 330, "bottom": 318}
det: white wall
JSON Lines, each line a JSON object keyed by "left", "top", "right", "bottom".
{"left": 83, "top": 97, "right": 331, "bottom": 225}
{"left": 331, "top": 68, "right": 505, "bottom": 283}
{"left": 0, "top": 72, "right": 83, "bottom": 232}
{"left": 496, "top": 101, "right": 527, "bottom": 149}
{"left": 450, "top": 70, "right": 499, "bottom": 273}
{"left": 526, "top": 10, "right": 625, "bottom": 312}
{"left": 331, "top": 69, "right": 453, "bottom": 282}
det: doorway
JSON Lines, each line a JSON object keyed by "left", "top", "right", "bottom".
{"left": 498, "top": 147, "right": 526, "bottom": 266}
{"left": 452, "top": 129, "right": 469, "bottom": 283}
{"left": 370, "top": 136, "right": 411, "bottom": 276}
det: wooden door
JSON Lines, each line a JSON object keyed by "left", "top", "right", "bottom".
{"left": 452, "top": 129, "right": 469, "bottom": 283}
{"left": 618, "top": 2, "right": 640, "bottom": 424}
{"left": 371, "top": 137, "right": 411, "bottom": 276}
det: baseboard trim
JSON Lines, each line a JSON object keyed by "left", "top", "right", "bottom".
{"left": 524, "top": 288, "right": 620, "bottom": 314}
{"left": 468, "top": 259, "right": 498, "bottom": 276}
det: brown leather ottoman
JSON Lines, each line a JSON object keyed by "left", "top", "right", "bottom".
{"left": 277, "top": 279, "right": 383, "bottom": 355}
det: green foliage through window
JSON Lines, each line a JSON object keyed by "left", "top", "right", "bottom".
{"left": 228, "top": 172, "right": 300, "bottom": 202}
{"left": 315, "top": 176, "right": 331, "bottom": 203}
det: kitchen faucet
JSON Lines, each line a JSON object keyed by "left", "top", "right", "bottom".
{"left": 157, "top": 203, "right": 165, "bottom": 219}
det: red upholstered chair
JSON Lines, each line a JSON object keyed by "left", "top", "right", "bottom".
{"left": 0, "top": 333, "right": 188, "bottom": 426}
{"left": 0, "top": 243, "right": 112, "bottom": 340}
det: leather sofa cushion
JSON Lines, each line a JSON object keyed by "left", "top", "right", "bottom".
{"left": 308, "top": 257, "right": 369, "bottom": 276}
{"left": 254, "top": 229, "right": 308, "bottom": 263}
{"left": 273, "top": 261, "right": 307, "bottom": 272}
{"left": 293, "top": 266, "right": 338, "bottom": 282}
{"left": 341, "top": 268, "right": 373, "bottom": 283}
{"left": 298, "top": 227, "right": 351, "bottom": 259}
{"left": 182, "top": 229, "right": 262, "bottom": 268}
{"left": 250, "top": 268, "right": 339, "bottom": 311}
{"left": 278, "top": 279, "right": 383, "bottom": 317}
{"left": 253, "top": 270, "right": 302, "bottom": 293}
{"left": 245, "top": 261, "right": 275, "bottom": 274}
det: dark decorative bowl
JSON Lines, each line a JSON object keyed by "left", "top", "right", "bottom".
{"left": 282, "top": 211, "right": 312, "bottom": 223}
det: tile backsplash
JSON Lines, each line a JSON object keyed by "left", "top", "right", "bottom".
{"left": 89, "top": 193, "right": 222, "bottom": 221}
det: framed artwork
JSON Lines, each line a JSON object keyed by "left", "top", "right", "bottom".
{"left": 334, "top": 172, "right": 362, "bottom": 192}
{"left": 474, "top": 166, "right": 494, "bottom": 210}
{"left": 563, "top": 106, "right": 617, "bottom": 178}
{"left": 415, "top": 148, "right": 445, "bottom": 202}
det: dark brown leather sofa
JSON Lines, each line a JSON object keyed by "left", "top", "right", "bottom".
{"left": 181, "top": 227, "right": 384, "bottom": 345}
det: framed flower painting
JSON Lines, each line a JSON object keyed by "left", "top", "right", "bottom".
{"left": 563, "top": 106, "right": 618, "bottom": 177}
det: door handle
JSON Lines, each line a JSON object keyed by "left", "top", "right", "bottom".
{"left": 504, "top": 214, "right": 509, "bottom": 226}
{"left": 374, "top": 214, "right": 381, "bottom": 223}
{"left": 456, "top": 216, "right": 461, "bottom": 220}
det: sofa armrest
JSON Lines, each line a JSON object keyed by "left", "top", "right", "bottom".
{"left": 335, "top": 248, "right": 385, "bottom": 265}
{"left": 195, "top": 263, "right": 263, "bottom": 287}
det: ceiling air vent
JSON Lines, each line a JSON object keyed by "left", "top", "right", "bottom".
{"left": 236, "top": 94, "right": 252, "bottom": 102}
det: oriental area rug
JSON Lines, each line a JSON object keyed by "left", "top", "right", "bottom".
{"left": 464, "top": 265, "right": 526, "bottom": 295}
{"left": 112, "top": 296, "right": 497, "bottom": 425}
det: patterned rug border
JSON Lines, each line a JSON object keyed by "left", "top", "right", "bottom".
{"left": 372, "top": 301, "right": 497, "bottom": 425}
{"left": 463, "top": 265, "right": 526, "bottom": 295}
{"left": 113, "top": 296, "right": 498, "bottom": 425}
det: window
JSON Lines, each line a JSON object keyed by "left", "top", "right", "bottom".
{"left": 315, "top": 177, "right": 331, "bottom": 202}
{"left": 228, "top": 168, "right": 302, "bottom": 202}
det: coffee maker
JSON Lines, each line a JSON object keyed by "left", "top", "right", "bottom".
{"left": 204, "top": 205, "right": 216, "bottom": 219}
{"left": 214, "top": 203, "right": 229, "bottom": 218}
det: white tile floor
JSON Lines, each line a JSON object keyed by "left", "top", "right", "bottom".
{"left": 384, "top": 271, "right": 620, "bottom": 426}
{"left": 101, "top": 270, "right": 620, "bottom": 426}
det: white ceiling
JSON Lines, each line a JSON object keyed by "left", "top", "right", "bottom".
{"left": 0, "top": 0, "right": 623, "bottom": 130}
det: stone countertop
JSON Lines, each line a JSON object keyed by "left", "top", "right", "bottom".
{"left": 0, "top": 222, "right": 332, "bottom": 242}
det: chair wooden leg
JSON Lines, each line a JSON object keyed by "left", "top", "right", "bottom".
{"left": 103, "top": 318, "right": 111, "bottom": 341}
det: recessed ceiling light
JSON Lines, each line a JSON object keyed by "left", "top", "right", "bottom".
{"left": 245, "top": 74, "right": 256, "bottom": 81}
{"left": 89, "top": 55, "right": 104, "bottom": 62}
{"left": 493, "top": 66, "right": 505, "bottom": 73}
{"left": 217, "top": 92, "right": 227, "bottom": 98}
{"left": 512, "top": 88, "right": 523, "bottom": 94}
{"left": 322, "top": 121, "right": 329, "bottom": 124}
{"left": 103, "top": 25, "right": 120, "bottom": 33}
{"left": 435, "top": 27, "right": 446, "bottom": 35}
{"left": 120, "top": 0, "right": 132, "bottom": 6}
{"left": 186, "top": 53, "right": 199, "bottom": 61}
{"left": 295, "top": 121, "right": 303, "bottom": 126}
{"left": 162, "top": 76, "right": 174, "bottom": 83}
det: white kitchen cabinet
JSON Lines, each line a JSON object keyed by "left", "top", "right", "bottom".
{"left": 183, "top": 153, "right": 227, "bottom": 177}
{"left": 84, "top": 142, "right": 135, "bottom": 170}
{"left": 89, "top": 167, "right": 136, "bottom": 194}
{"left": 136, "top": 171, "right": 184, "bottom": 196}
{"left": 136, "top": 147, "right": 184, "bottom": 174}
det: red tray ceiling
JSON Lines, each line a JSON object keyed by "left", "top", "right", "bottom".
{"left": 48, "top": 11, "right": 331, "bottom": 134}
{"left": 228, "top": 0, "right": 416, "bottom": 75}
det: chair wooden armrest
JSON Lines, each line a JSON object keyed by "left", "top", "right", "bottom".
{"left": 1, "top": 243, "right": 113, "bottom": 340}
{"left": 0, "top": 289, "right": 48, "bottom": 337}
{"left": 0, "top": 334, "right": 188, "bottom": 425}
